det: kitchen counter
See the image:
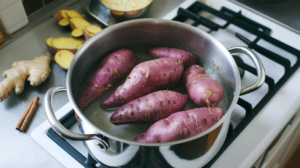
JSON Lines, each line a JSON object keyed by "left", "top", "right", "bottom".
{"left": 0, "top": 0, "right": 184, "bottom": 167}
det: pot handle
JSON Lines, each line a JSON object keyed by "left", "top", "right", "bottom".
{"left": 44, "top": 86, "right": 109, "bottom": 151}
{"left": 228, "top": 46, "right": 265, "bottom": 95}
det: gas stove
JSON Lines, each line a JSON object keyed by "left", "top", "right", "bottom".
{"left": 31, "top": 0, "right": 300, "bottom": 167}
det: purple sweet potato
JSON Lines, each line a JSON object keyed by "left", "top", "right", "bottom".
{"left": 110, "top": 90, "right": 189, "bottom": 125}
{"left": 183, "top": 65, "right": 224, "bottom": 107}
{"left": 134, "top": 107, "right": 225, "bottom": 143}
{"left": 146, "top": 47, "right": 197, "bottom": 68}
{"left": 77, "top": 49, "right": 138, "bottom": 109}
{"left": 101, "top": 58, "right": 184, "bottom": 109}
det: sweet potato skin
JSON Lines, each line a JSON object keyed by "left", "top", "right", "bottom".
{"left": 45, "top": 38, "right": 57, "bottom": 54}
{"left": 54, "top": 8, "right": 70, "bottom": 22}
{"left": 54, "top": 10, "right": 66, "bottom": 22}
{"left": 110, "top": 90, "right": 189, "bottom": 125}
{"left": 77, "top": 49, "right": 138, "bottom": 109}
{"left": 146, "top": 47, "right": 197, "bottom": 68}
{"left": 83, "top": 30, "right": 93, "bottom": 40}
{"left": 134, "top": 107, "right": 225, "bottom": 143}
{"left": 183, "top": 65, "right": 224, "bottom": 107}
{"left": 101, "top": 58, "right": 184, "bottom": 109}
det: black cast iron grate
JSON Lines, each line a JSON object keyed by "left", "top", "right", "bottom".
{"left": 47, "top": 110, "right": 98, "bottom": 168}
{"left": 46, "top": 2, "right": 300, "bottom": 168}
{"left": 172, "top": 1, "right": 300, "bottom": 167}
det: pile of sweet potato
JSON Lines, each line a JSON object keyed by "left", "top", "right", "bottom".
{"left": 77, "top": 47, "right": 225, "bottom": 143}
{"left": 45, "top": 8, "right": 103, "bottom": 70}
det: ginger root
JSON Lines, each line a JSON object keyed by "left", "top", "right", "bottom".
{"left": 0, "top": 55, "right": 52, "bottom": 102}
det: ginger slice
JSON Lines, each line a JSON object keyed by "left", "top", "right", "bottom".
{"left": 51, "top": 37, "right": 85, "bottom": 54}
{"left": 71, "top": 29, "right": 84, "bottom": 37}
{"left": 54, "top": 50, "right": 75, "bottom": 70}
{"left": 58, "top": 19, "right": 70, "bottom": 26}
{"left": 0, "top": 55, "right": 52, "bottom": 102}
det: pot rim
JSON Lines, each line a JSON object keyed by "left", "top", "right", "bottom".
{"left": 67, "top": 18, "right": 241, "bottom": 147}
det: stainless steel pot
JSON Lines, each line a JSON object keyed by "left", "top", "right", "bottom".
{"left": 44, "top": 19, "right": 265, "bottom": 167}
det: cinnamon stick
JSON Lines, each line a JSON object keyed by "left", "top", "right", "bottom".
{"left": 16, "top": 96, "right": 40, "bottom": 132}
{"left": 16, "top": 100, "right": 33, "bottom": 130}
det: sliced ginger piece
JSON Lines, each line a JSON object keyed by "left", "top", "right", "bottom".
{"left": 71, "top": 29, "right": 84, "bottom": 37}
{"left": 0, "top": 55, "right": 52, "bottom": 102}
{"left": 51, "top": 37, "right": 85, "bottom": 54}
{"left": 54, "top": 50, "right": 75, "bottom": 70}
{"left": 58, "top": 19, "right": 70, "bottom": 26}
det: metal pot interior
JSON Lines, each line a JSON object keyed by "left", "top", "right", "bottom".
{"left": 67, "top": 19, "right": 240, "bottom": 146}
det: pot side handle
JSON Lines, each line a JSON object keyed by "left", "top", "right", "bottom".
{"left": 228, "top": 46, "right": 265, "bottom": 95}
{"left": 44, "top": 86, "right": 109, "bottom": 151}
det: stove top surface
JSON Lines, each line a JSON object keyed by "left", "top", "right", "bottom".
{"left": 233, "top": 0, "right": 300, "bottom": 34}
